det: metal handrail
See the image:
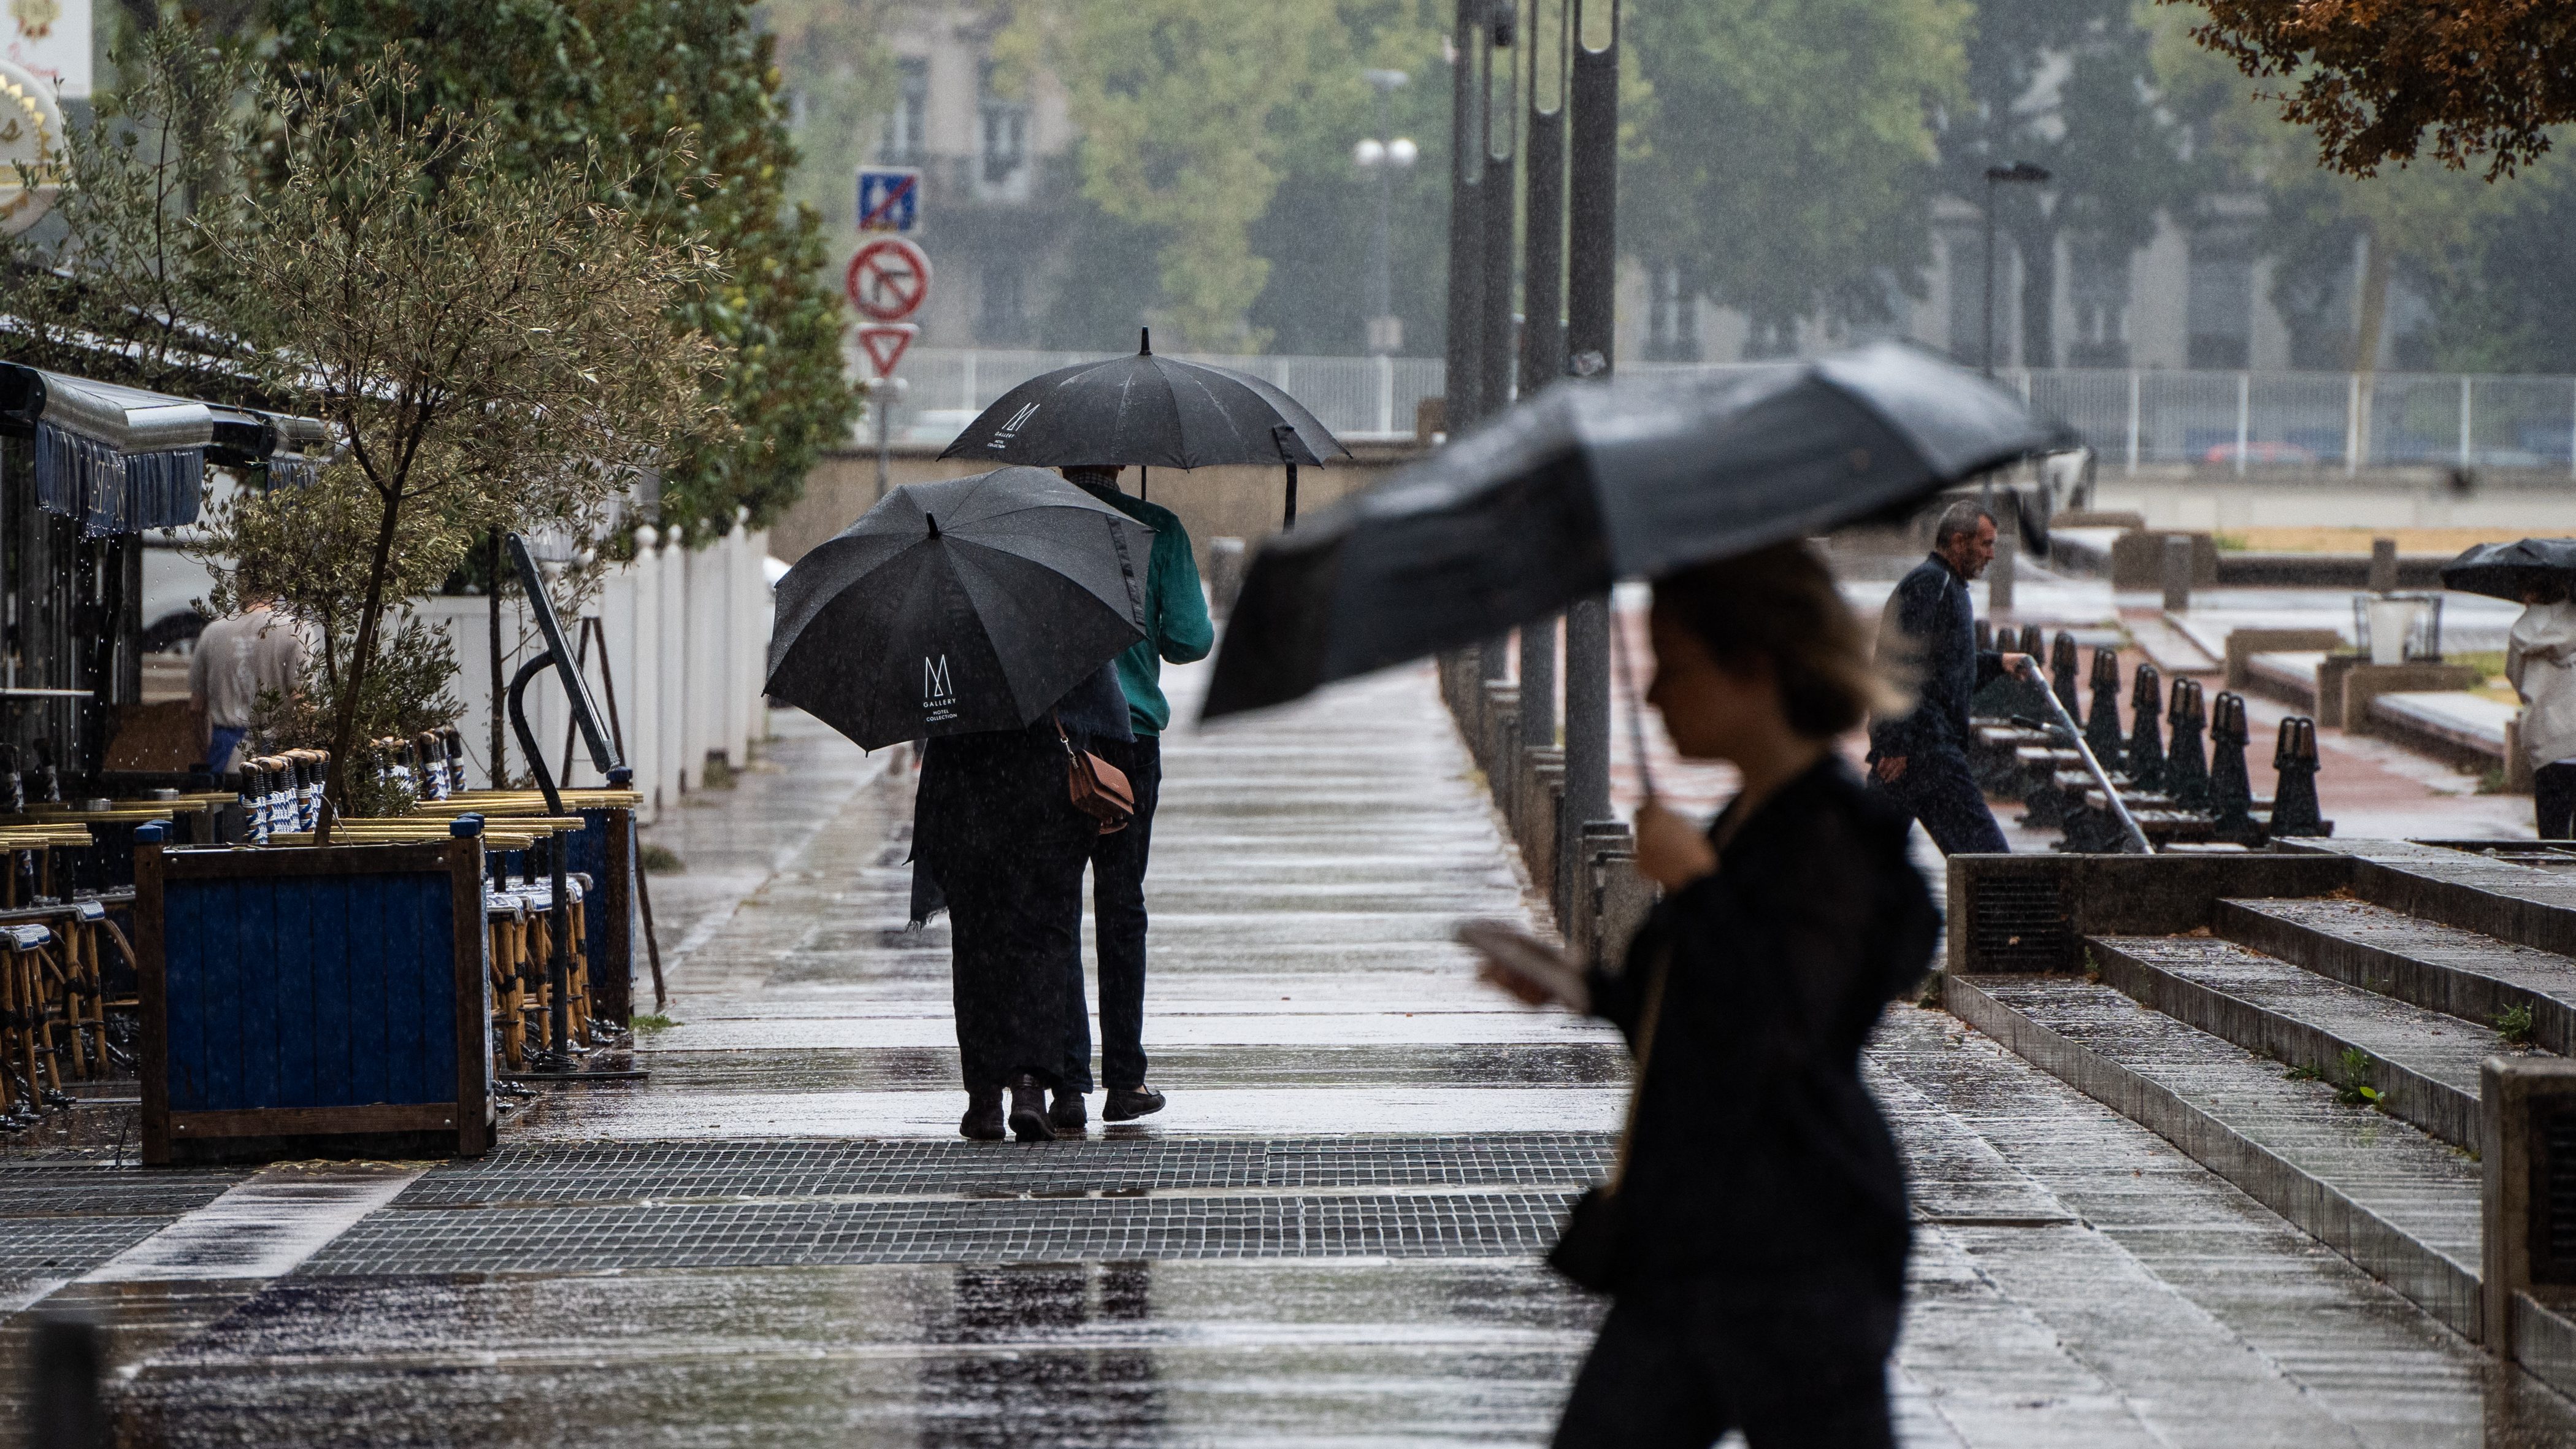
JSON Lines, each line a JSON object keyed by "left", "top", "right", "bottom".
{"left": 2018, "top": 658, "right": 2152, "bottom": 854}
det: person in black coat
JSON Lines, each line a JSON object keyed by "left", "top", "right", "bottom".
{"left": 1865, "top": 501, "right": 2030, "bottom": 855}
{"left": 913, "top": 663, "right": 1131, "bottom": 1142}
{"left": 1472, "top": 542, "right": 1940, "bottom": 1448}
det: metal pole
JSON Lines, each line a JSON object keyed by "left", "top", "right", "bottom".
{"left": 873, "top": 379, "right": 894, "bottom": 500}
{"left": 1443, "top": 2, "right": 1487, "bottom": 431}
{"left": 1367, "top": 83, "right": 1396, "bottom": 346}
{"left": 2461, "top": 374, "right": 2474, "bottom": 468}
{"left": 1478, "top": 6, "right": 1520, "bottom": 686}
{"left": 2236, "top": 371, "right": 2249, "bottom": 475}
{"left": 2020, "top": 658, "right": 2152, "bottom": 853}
{"left": 1517, "top": 0, "right": 1566, "bottom": 748}
{"left": 2126, "top": 368, "right": 2141, "bottom": 475}
{"left": 1561, "top": 0, "right": 1617, "bottom": 867}
{"left": 1982, "top": 174, "right": 1998, "bottom": 377}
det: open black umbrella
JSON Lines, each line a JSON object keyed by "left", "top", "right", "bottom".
{"left": 938, "top": 329, "right": 1350, "bottom": 525}
{"left": 766, "top": 467, "right": 1152, "bottom": 750}
{"left": 2439, "top": 538, "right": 2576, "bottom": 602}
{"left": 1203, "top": 340, "right": 2080, "bottom": 720}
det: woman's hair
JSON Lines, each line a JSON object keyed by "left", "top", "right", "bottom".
{"left": 1651, "top": 540, "right": 1903, "bottom": 739}
{"left": 2529, "top": 578, "right": 2570, "bottom": 606}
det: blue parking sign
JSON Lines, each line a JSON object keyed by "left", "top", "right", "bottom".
{"left": 856, "top": 167, "right": 921, "bottom": 233}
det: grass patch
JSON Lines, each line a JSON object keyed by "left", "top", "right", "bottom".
{"left": 700, "top": 757, "right": 739, "bottom": 790}
{"left": 2285, "top": 1063, "right": 2323, "bottom": 1082}
{"left": 2212, "top": 531, "right": 2249, "bottom": 552}
{"left": 2496, "top": 1002, "right": 2536, "bottom": 1047}
{"left": 2335, "top": 1046, "right": 2383, "bottom": 1107}
{"left": 638, "top": 843, "right": 685, "bottom": 874}
{"left": 2478, "top": 765, "right": 2515, "bottom": 795}
{"left": 630, "top": 1013, "right": 679, "bottom": 1032}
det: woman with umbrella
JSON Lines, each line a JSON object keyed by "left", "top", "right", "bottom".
{"left": 765, "top": 467, "right": 1156, "bottom": 1141}
{"left": 2444, "top": 539, "right": 2576, "bottom": 839}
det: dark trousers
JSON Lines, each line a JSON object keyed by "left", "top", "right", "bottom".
{"left": 1552, "top": 1277, "right": 1901, "bottom": 1449}
{"left": 2541, "top": 762, "right": 2576, "bottom": 840}
{"left": 1062, "top": 736, "right": 1162, "bottom": 1093}
{"left": 1871, "top": 744, "right": 2007, "bottom": 856}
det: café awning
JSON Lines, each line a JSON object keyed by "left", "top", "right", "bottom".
{"left": 0, "top": 361, "right": 328, "bottom": 533}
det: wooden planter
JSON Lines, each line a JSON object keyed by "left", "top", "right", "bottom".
{"left": 564, "top": 806, "right": 634, "bottom": 1025}
{"left": 136, "top": 837, "right": 491, "bottom": 1164}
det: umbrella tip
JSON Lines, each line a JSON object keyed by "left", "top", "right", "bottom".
{"left": 1139, "top": 327, "right": 1151, "bottom": 356}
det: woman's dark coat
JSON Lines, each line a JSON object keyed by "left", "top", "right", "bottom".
{"left": 1587, "top": 754, "right": 1939, "bottom": 1298}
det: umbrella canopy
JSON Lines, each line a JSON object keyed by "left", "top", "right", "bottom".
{"left": 1203, "top": 340, "right": 2080, "bottom": 720}
{"left": 765, "top": 467, "right": 1152, "bottom": 750}
{"left": 940, "top": 330, "right": 1349, "bottom": 470}
{"left": 2439, "top": 538, "right": 2576, "bottom": 602}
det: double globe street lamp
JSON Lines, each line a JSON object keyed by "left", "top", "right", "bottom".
{"left": 1354, "top": 67, "right": 1417, "bottom": 355}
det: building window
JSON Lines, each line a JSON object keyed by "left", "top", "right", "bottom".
{"left": 884, "top": 57, "right": 929, "bottom": 166}
{"left": 2067, "top": 236, "right": 2131, "bottom": 369}
{"left": 978, "top": 62, "right": 1029, "bottom": 193}
{"left": 2187, "top": 233, "right": 2254, "bottom": 370}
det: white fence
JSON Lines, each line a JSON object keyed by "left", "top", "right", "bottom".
{"left": 885, "top": 347, "right": 2576, "bottom": 474}
{"left": 419, "top": 521, "right": 772, "bottom": 826}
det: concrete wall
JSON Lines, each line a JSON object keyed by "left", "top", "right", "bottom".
{"left": 773, "top": 441, "right": 1432, "bottom": 573}
{"left": 2088, "top": 466, "right": 2576, "bottom": 532}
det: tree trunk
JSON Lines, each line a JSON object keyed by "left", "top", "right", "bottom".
{"left": 2018, "top": 223, "right": 2058, "bottom": 371}
{"left": 321, "top": 492, "right": 404, "bottom": 812}
{"left": 2350, "top": 228, "right": 2391, "bottom": 465}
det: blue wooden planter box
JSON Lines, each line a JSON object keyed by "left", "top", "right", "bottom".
{"left": 136, "top": 837, "right": 491, "bottom": 1164}
{"left": 490, "top": 806, "right": 635, "bottom": 1023}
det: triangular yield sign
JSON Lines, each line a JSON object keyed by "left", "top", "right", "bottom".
{"left": 857, "top": 324, "right": 916, "bottom": 378}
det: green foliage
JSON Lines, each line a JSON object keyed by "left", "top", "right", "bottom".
{"left": 630, "top": 1013, "right": 680, "bottom": 1031}
{"left": 2334, "top": 1045, "right": 2382, "bottom": 1105}
{"left": 250, "top": 617, "right": 463, "bottom": 817}
{"left": 2284, "top": 1061, "right": 2322, "bottom": 1080}
{"left": 265, "top": 0, "right": 857, "bottom": 536}
{"left": 1625, "top": 0, "right": 1969, "bottom": 348}
{"left": 2496, "top": 1002, "right": 2536, "bottom": 1047}
{"left": 638, "top": 843, "right": 687, "bottom": 874}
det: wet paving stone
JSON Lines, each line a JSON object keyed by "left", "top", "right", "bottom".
{"left": 396, "top": 1132, "right": 1615, "bottom": 1208}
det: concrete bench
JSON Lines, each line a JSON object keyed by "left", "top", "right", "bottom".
{"left": 2247, "top": 651, "right": 2327, "bottom": 707}
{"left": 2367, "top": 690, "right": 2515, "bottom": 763}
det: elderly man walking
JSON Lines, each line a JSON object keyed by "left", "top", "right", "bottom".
{"left": 1046, "top": 464, "right": 1216, "bottom": 1130}
{"left": 1866, "top": 502, "right": 2028, "bottom": 855}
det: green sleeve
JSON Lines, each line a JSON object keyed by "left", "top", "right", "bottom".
{"left": 1154, "top": 519, "right": 1214, "bottom": 665}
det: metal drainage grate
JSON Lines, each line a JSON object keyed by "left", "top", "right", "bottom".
{"left": 302, "top": 1190, "right": 1578, "bottom": 1275}
{"left": 1969, "top": 873, "right": 2068, "bottom": 971}
{"left": 0, "top": 1215, "right": 177, "bottom": 1276}
{"left": 0, "top": 1166, "right": 248, "bottom": 1220}
{"left": 397, "top": 1133, "right": 1616, "bottom": 1209}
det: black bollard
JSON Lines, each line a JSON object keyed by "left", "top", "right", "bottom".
{"left": 2271, "top": 717, "right": 2326, "bottom": 836}
{"left": 2018, "top": 623, "right": 2046, "bottom": 661}
{"left": 1974, "top": 618, "right": 1993, "bottom": 654}
{"left": 2166, "top": 678, "right": 2212, "bottom": 812}
{"left": 2126, "top": 663, "right": 2166, "bottom": 793}
{"left": 28, "top": 1310, "right": 107, "bottom": 1449}
{"left": 2051, "top": 632, "right": 2081, "bottom": 719}
{"left": 2209, "top": 691, "right": 2255, "bottom": 836}
{"left": 2085, "top": 647, "right": 2125, "bottom": 772}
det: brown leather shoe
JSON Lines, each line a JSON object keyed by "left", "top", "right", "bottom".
{"left": 1102, "top": 1085, "right": 1166, "bottom": 1121}
{"left": 959, "top": 1085, "right": 1005, "bottom": 1141}
{"left": 1048, "top": 1088, "right": 1087, "bottom": 1134}
{"left": 1008, "top": 1074, "right": 1056, "bottom": 1141}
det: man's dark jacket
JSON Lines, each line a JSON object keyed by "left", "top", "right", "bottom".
{"left": 1868, "top": 552, "right": 2002, "bottom": 761}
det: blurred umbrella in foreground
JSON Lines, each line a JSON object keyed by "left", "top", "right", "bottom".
{"left": 2439, "top": 538, "right": 2576, "bottom": 601}
{"left": 766, "top": 467, "right": 1151, "bottom": 750}
{"left": 1202, "top": 340, "right": 2080, "bottom": 720}
{"left": 939, "top": 329, "right": 1349, "bottom": 525}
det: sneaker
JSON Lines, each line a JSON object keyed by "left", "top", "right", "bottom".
{"left": 1048, "top": 1088, "right": 1088, "bottom": 1134}
{"left": 959, "top": 1085, "right": 1005, "bottom": 1141}
{"left": 1102, "top": 1085, "right": 1166, "bottom": 1121}
{"left": 1008, "top": 1074, "right": 1057, "bottom": 1142}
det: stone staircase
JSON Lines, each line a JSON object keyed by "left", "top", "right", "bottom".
{"left": 1945, "top": 840, "right": 2576, "bottom": 1397}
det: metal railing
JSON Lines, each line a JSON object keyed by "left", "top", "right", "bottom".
{"left": 870, "top": 346, "right": 2576, "bottom": 474}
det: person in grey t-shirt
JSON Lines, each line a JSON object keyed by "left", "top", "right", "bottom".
{"left": 186, "top": 596, "right": 307, "bottom": 773}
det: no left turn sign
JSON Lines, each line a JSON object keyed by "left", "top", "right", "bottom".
{"left": 846, "top": 237, "right": 932, "bottom": 323}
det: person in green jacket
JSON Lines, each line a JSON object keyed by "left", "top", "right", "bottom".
{"left": 1048, "top": 464, "right": 1216, "bottom": 1129}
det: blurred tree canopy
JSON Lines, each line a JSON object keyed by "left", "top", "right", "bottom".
{"left": 2175, "top": 0, "right": 2576, "bottom": 179}
{"left": 1623, "top": 0, "right": 1969, "bottom": 355}
{"left": 270, "top": 0, "right": 856, "bottom": 539}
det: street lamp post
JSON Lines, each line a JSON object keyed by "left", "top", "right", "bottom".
{"left": 1982, "top": 161, "right": 2051, "bottom": 377}
{"left": 1355, "top": 69, "right": 1415, "bottom": 355}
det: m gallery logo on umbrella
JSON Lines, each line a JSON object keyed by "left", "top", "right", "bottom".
{"left": 924, "top": 655, "right": 957, "bottom": 721}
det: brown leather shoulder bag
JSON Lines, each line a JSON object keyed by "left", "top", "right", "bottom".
{"left": 1053, "top": 713, "right": 1135, "bottom": 834}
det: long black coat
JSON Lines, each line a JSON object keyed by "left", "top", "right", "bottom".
{"left": 1586, "top": 755, "right": 1939, "bottom": 1298}
{"left": 1868, "top": 552, "right": 2003, "bottom": 761}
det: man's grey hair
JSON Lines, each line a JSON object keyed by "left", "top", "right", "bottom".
{"left": 1933, "top": 501, "right": 1996, "bottom": 548}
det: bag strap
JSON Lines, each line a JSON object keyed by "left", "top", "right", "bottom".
{"left": 1052, "top": 710, "right": 1077, "bottom": 758}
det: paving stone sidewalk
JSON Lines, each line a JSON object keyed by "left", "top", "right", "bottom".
{"left": 3, "top": 659, "right": 2569, "bottom": 1445}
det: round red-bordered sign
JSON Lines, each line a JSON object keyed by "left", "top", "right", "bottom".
{"left": 845, "top": 237, "right": 932, "bottom": 323}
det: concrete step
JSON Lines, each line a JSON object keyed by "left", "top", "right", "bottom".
{"left": 2218, "top": 896, "right": 2576, "bottom": 1056}
{"left": 2298, "top": 839, "right": 2576, "bottom": 959}
{"left": 1945, "top": 973, "right": 2485, "bottom": 1342}
{"left": 2085, "top": 934, "right": 2518, "bottom": 1151}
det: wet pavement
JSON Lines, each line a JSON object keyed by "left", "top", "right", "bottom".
{"left": 6, "top": 657, "right": 2575, "bottom": 1443}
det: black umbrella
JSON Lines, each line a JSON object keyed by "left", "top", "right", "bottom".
{"left": 766, "top": 467, "right": 1152, "bottom": 750}
{"left": 1203, "top": 340, "right": 2080, "bottom": 720}
{"left": 938, "top": 329, "right": 1350, "bottom": 525}
{"left": 2439, "top": 538, "right": 2576, "bottom": 602}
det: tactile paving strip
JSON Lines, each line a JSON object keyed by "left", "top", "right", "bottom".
{"left": 0, "top": 1215, "right": 177, "bottom": 1276}
{"left": 301, "top": 1190, "right": 1578, "bottom": 1275}
{"left": 0, "top": 1165, "right": 249, "bottom": 1220}
{"left": 397, "top": 1133, "right": 1614, "bottom": 1208}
